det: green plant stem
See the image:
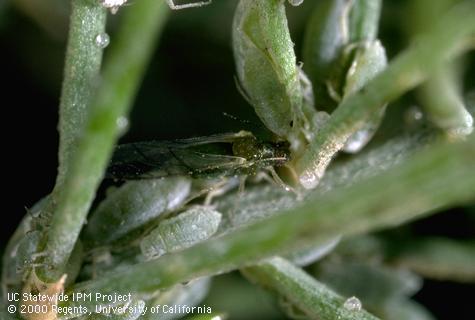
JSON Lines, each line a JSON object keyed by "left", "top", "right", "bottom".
{"left": 411, "top": 0, "right": 473, "bottom": 136}
{"left": 419, "top": 63, "right": 473, "bottom": 136}
{"left": 40, "top": 0, "right": 169, "bottom": 281}
{"left": 56, "top": 0, "right": 107, "bottom": 188}
{"left": 294, "top": 1, "right": 475, "bottom": 189}
{"left": 63, "top": 136, "right": 475, "bottom": 314}
{"left": 349, "top": 0, "right": 382, "bottom": 42}
{"left": 389, "top": 237, "right": 475, "bottom": 282}
{"left": 243, "top": 257, "right": 380, "bottom": 320}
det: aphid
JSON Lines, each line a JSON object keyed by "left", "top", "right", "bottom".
{"left": 106, "top": 131, "right": 290, "bottom": 183}
{"left": 232, "top": 0, "right": 317, "bottom": 152}
{"left": 140, "top": 206, "right": 221, "bottom": 260}
{"left": 84, "top": 177, "right": 191, "bottom": 246}
{"left": 2, "top": 198, "right": 51, "bottom": 300}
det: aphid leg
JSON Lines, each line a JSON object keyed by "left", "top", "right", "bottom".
{"left": 182, "top": 179, "right": 229, "bottom": 205}
{"left": 91, "top": 254, "right": 98, "bottom": 279}
{"left": 29, "top": 263, "right": 47, "bottom": 269}
{"left": 30, "top": 251, "right": 48, "bottom": 261}
{"left": 166, "top": 0, "right": 212, "bottom": 10}
{"left": 267, "top": 167, "right": 295, "bottom": 194}
{"left": 204, "top": 179, "right": 234, "bottom": 206}
{"left": 20, "top": 263, "right": 47, "bottom": 281}
{"left": 91, "top": 250, "right": 113, "bottom": 279}
{"left": 254, "top": 171, "right": 275, "bottom": 185}
{"left": 326, "top": 80, "right": 342, "bottom": 103}
{"left": 16, "top": 265, "right": 26, "bottom": 274}
{"left": 284, "top": 163, "right": 300, "bottom": 185}
{"left": 238, "top": 176, "right": 247, "bottom": 196}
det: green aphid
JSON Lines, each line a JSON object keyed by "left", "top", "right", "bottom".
{"left": 84, "top": 177, "right": 192, "bottom": 247}
{"left": 140, "top": 206, "right": 222, "bottom": 259}
{"left": 233, "top": 0, "right": 315, "bottom": 151}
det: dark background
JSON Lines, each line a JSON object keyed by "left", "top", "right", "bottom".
{"left": 1, "top": 0, "right": 474, "bottom": 319}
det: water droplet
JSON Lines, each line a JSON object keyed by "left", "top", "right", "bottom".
{"left": 343, "top": 296, "right": 362, "bottom": 311}
{"left": 95, "top": 33, "right": 110, "bottom": 49}
{"left": 288, "top": 0, "right": 304, "bottom": 6}
{"left": 405, "top": 106, "right": 424, "bottom": 125}
{"left": 116, "top": 116, "right": 129, "bottom": 133}
{"left": 343, "top": 128, "right": 372, "bottom": 153}
{"left": 299, "top": 171, "right": 320, "bottom": 190}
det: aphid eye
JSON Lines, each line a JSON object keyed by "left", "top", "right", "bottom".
{"left": 289, "top": 120, "right": 294, "bottom": 127}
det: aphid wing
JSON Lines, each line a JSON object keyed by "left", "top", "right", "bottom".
{"left": 172, "top": 131, "right": 253, "bottom": 146}
{"left": 107, "top": 135, "right": 250, "bottom": 179}
{"left": 172, "top": 149, "right": 247, "bottom": 175}
{"left": 107, "top": 142, "right": 192, "bottom": 179}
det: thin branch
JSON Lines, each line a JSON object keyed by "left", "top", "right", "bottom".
{"left": 40, "top": 0, "right": 169, "bottom": 281}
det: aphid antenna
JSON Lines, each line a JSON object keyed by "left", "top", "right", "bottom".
{"left": 246, "top": 157, "right": 289, "bottom": 169}
{"left": 166, "top": 0, "right": 212, "bottom": 10}
{"left": 222, "top": 112, "right": 251, "bottom": 125}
